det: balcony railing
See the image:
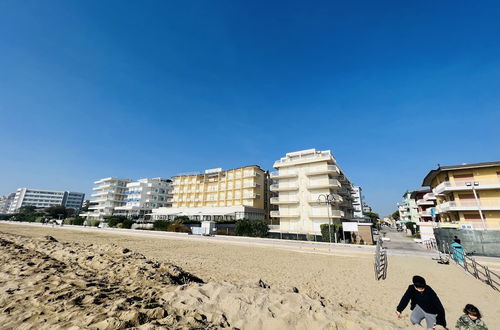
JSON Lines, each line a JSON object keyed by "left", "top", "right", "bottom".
{"left": 417, "top": 199, "right": 434, "bottom": 206}
{"left": 434, "top": 179, "right": 500, "bottom": 195}
{"left": 306, "top": 165, "right": 340, "bottom": 176}
{"left": 309, "top": 210, "right": 344, "bottom": 218}
{"left": 270, "top": 183, "right": 299, "bottom": 191}
{"left": 307, "top": 179, "right": 341, "bottom": 189}
{"left": 270, "top": 211, "right": 300, "bottom": 218}
{"left": 437, "top": 200, "right": 500, "bottom": 213}
{"left": 270, "top": 170, "right": 298, "bottom": 179}
{"left": 270, "top": 197, "right": 299, "bottom": 204}
{"left": 423, "top": 192, "right": 436, "bottom": 201}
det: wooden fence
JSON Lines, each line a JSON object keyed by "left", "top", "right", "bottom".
{"left": 443, "top": 242, "right": 500, "bottom": 292}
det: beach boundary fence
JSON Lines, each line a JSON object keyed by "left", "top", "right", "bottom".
{"left": 442, "top": 242, "right": 500, "bottom": 292}
{"left": 374, "top": 238, "right": 387, "bottom": 280}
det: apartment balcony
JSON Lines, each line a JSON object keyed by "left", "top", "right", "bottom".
{"left": 243, "top": 171, "right": 258, "bottom": 177}
{"left": 306, "top": 165, "right": 340, "bottom": 176}
{"left": 433, "top": 179, "right": 500, "bottom": 195}
{"left": 270, "top": 170, "right": 298, "bottom": 179}
{"left": 420, "top": 211, "right": 432, "bottom": 217}
{"left": 270, "top": 184, "right": 299, "bottom": 192}
{"left": 308, "top": 194, "right": 343, "bottom": 204}
{"left": 309, "top": 210, "right": 344, "bottom": 219}
{"left": 243, "top": 183, "right": 261, "bottom": 189}
{"left": 270, "top": 211, "right": 300, "bottom": 218}
{"left": 417, "top": 199, "right": 435, "bottom": 206}
{"left": 423, "top": 192, "right": 436, "bottom": 201}
{"left": 243, "top": 194, "right": 259, "bottom": 199}
{"left": 436, "top": 200, "right": 500, "bottom": 213}
{"left": 270, "top": 197, "right": 299, "bottom": 205}
{"left": 307, "top": 179, "right": 341, "bottom": 190}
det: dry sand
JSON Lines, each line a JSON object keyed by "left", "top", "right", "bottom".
{"left": 0, "top": 224, "right": 498, "bottom": 329}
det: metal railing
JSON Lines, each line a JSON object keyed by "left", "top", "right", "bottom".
{"left": 441, "top": 242, "right": 499, "bottom": 291}
{"left": 374, "top": 238, "right": 388, "bottom": 280}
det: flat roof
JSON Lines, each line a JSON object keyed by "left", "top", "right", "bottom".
{"left": 422, "top": 161, "right": 500, "bottom": 186}
{"left": 173, "top": 165, "right": 265, "bottom": 178}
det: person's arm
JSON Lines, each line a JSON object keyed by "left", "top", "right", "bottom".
{"left": 432, "top": 291, "right": 446, "bottom": 327}
{"left": 396, "top": 286, "right": 412, "bottom": 313}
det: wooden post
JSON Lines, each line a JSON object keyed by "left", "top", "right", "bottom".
{"left": 484, "top": 266, "right": 491, "bottom": 286}
{"left": 472, "top": 259, "right": 479, "bottom": 279}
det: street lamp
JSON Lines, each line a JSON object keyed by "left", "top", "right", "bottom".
{"left": 465, "top": 181, "right": 487, "bottom": 231}
{"left": 317, "top": 194, "right": 337, "bottom": 243}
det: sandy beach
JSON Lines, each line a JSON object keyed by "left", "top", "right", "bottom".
{"left": 0, "top": 223, "right": 498, "bottom": 329}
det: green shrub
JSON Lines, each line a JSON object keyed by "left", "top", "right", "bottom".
{"left": 320, "top": 223, "right": 342, "bottom": 243}
{"left": 153, "top": 220, "right": 170, "bottom": 231}
{"left": 105, "top": 216, "right": 128, "bottom": 228}
{"left": 89, "top": 219, "right": 100, "bottom": 227}
{"left": 122, "top": 219, "right": 135, "bottom": 229}
{"left": 235, "top": 219, "right": 269, "bottom": 238}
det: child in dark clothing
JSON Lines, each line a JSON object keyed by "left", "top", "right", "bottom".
{"left": 396, "top": 275, "right": 446, "bottom": 329}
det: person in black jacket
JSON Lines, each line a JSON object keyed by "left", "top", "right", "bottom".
{"left": 396, "top": 275, "right": 446, "bottom": 328}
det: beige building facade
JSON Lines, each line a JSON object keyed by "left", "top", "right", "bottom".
{"left": 271, "top": 149, "right": 354, "bottom": 234}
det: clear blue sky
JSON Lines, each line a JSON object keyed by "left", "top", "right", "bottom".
{"left": 1, "top": 1, "right": 500, "bottom": 216}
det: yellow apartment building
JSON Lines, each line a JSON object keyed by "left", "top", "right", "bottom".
{"left": 422, "top": 161, "right": 500, "bottom": 230}
{"left": 150, "top": 166, "right": 268, "bottom": 221}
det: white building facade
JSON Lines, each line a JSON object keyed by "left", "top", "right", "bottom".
{"left": 7, "top": 188, "right": 85, "bottom": 214}
{"left": 270, "top": 149, "right": 354, "bottom": 235}
{"left": 0, "top": 193, "right": 16, "bottom": 214}
{"left": 84, "top": 177, "right": 131, "bottom": 219}
{"left": 351, "top": 186, "right": 364, "bottom": 219}
{"left": 114, "top": 178, "right": 173, "bottom": 219}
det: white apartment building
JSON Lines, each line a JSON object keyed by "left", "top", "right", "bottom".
{"left": 114, "top": 178, "right": 173, "bottom": 219}
{"left": 83, "top": 177, "right": 131, "bottom": 219}
{"left": 270, "top": 149, "right": 354, "bottom": 235}
{"left": 351, "top": 186, "right": 365, "bottom": 219}
{"left": 0, "top": 193, "right": 16, "bottom": 214}
{"left": 7, "top": 188, "right": 85, "bottom": 213}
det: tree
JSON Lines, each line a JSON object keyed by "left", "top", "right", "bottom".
{"left": 391, "top": 210, "right": 400, "bottom": 220}
{"left": 45, "top": 205, "right": 70, "bottom": 219}
{"left": 364, "top": 211, "right": 380, "bottom": 223}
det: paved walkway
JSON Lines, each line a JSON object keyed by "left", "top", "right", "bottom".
{"left": 382, "top": 228, "right": 436, "bottom": 257}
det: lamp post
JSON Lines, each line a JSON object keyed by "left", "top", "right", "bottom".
{"left": 317, "top": 194, "right": 337, "bottom": 243}
{"left": 465, "top": 181, "right": 487, "bottom": 231}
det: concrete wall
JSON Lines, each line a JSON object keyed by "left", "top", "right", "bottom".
{"left": 434, "top": 228, "right": 500, "bottom": 257}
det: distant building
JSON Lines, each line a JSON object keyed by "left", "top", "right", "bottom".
{"left": 410, "top": 189, "right": 437, "bottom": 240}
{"left": 422, "top": 161, "right": 500, "bottom": 230}
{"left": 270, "top": 149, "right": 355, "bottom": 235}
{"left": 152, "top": 166, "right": 268, "bottom": 221}
{"left": 82, "top": 177, "right": 132, "bottom": 219}
{"left": 0, "top": 193, "right": 15, "bottom": 214}
{"left": 114, "top": 178, "right": 173, "bottom": 219}
{"left": 397, "top": 191, "right": 419, "bottom": 223}
{"left": 7, "top": 188, "right": 85, "bottom": 214}
{"left": 351, "top": 186, "right": 365, "bottom": 218}
{"left": 362, "top": 204, "right": 372, "bottom": 213}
